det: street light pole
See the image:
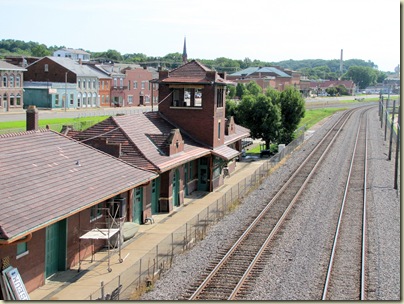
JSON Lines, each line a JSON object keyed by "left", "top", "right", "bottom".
{"left": 65, "top": 72, "right": 68, "bottom": 112}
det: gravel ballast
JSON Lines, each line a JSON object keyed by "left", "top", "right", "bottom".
{"left": 139, "top": 106, "right": 400, "bottom": 301}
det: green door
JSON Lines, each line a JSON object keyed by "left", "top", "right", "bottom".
{"left": 172, "top": 169, "right": 180, "bottom": 207}
{"left": 45, "top": 219, "right": 67, "bottom": 278}
{"left": 184, "top": 164, "right": 188, "bottom": 196}
{"left": 198, "top": 158, "right": 209, "bottom": 191}
{"left": 151, "top": 178, "right": 160, "bottom": 214}
{"left": 133, "top": 187, "right": 143, "bottom": 224}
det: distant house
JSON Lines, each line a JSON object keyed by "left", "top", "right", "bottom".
{"left": 227, "top": 66, "right": 303, "bottom": 93}
{"left": 53, "top": 48, "right": 91, "bottom": 62}
{"left": 69, "top": 60, "right": 250, "bottom": 215}
{"left": 0, "top": 107, "right": 157, "bottom": 295}
{"left": 24, "top": 57, "right": 109, "bottom": 109}
{"left": 310, "top": 80, "right": 356, "bottom": 96}
{"left": 121, "top": 66, "right": 158, "bottom": 106}
{"left": 0, "top": 60, "right": 26, "bottom": 112}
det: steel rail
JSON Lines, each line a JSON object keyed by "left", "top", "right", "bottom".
{"left": 189, "top": 108, "right": 361, "bottom": 301}
{"left": 322, "top": 108, "right": 369, "bottom": 300}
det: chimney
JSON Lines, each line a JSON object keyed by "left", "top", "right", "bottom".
{"left": 26, "top": 105, "right": 39, "bottom": 131}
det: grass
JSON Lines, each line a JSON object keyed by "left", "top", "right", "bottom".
{"left": 246, "top": 107, "right": 345, "bottom": 154}
{"left": 0, "top": 116, "right": 109, "bottom": 133}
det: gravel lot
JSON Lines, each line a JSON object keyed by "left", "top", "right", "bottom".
{"left": 139, "top": 106, "right": 400, "bottom": 301}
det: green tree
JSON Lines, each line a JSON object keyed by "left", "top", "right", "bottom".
{"left": 226, "top": 85, "right": 236, "bottom": 99}
{"left": 235, "top": 82, "right": 246, "bottom": 99}
{"left": 31, "top": 44, "right": 51, "bottom": 57}
{"left": 245, "top": 81, "right": 262, "bottom": 96}
{"left": 342, "top": 66, "right": 378, "bottom": 89}
{"left": 237, "top": 94, "right": 281, "bottom": 150}
{"left": 279, "top": 86, "right": 305, "bottom": 144}
{"left": 265, "top": 87, "right": 281, "bottom": 106}
{"left": 225, "top": 99, "right": 238, "bottom": 120}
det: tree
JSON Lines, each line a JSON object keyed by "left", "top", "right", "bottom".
{"left": 278, "top": 86, "right": 305, "bottom": 144}
{"left": 235, "top": 82, "right": 246, "bottom": 99}
{"left": 226, "top": 85, "right": 236, "bottom": 99}
{"left": 225, "top": 99, "right": 238, "bottom": 120}
{"left": 237, "top": 94, "right": 281, "bottom": 150}
{"left": 245, "top": 81, "right": 262, "bottom": 96}
{"left": 31, "top": 44, "right": 51, "bottom": 57}
{"left": 265, "top": 87, "right": 281, "bottom": 106}
{"left": 342, "top": 66, "right": 378, "bottom": 89}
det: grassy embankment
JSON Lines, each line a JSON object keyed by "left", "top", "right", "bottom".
{"left": 0, "top": 116, "right": 109, "bottom": 133}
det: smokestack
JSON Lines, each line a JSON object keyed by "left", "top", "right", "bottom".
{"left": 26, "top": 105, "right": 39, "bottom": 131}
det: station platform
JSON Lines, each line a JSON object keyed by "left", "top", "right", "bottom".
{"left": 29, "top": 156, "right": 268, "bottom": 300}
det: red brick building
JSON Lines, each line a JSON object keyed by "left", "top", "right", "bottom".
{"left": 71, "top": 60, "right": 250, "bottom": 215}
{"left": 0, "top": 60, "right": 26, "bottom": 112}
{"left": 121, "top": 66, "right": 158, "bottom": 106}
{"left": 0, "top": 108, "right": 157, "bottom": 296}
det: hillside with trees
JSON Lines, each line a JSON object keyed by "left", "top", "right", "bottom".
{"left": 0, "top": 39, "right": 390, "bottom": 85}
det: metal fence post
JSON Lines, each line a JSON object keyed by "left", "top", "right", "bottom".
{"left": 388, "top": 100, "right": 396, "bottom": 160}
{"left": 385, "top": 98, "right": 389, "bottom": 141}
{"left": 394, "top": 106, "right": 400, "bottom": 190}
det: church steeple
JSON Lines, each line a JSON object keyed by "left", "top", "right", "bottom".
{"left": 182, "top": 37, "right": 188, "bottom": 64}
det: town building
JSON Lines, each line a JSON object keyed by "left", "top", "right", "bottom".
{"left": 53, "top": 48, "right": 91, "bottom": 62}
{"left": 310, "top": 80, "right": 356, "bottom": 96}
{"left": 0, "top": 106, "right": 157, "bottom": 296}
{"left": 24, "top": 57, "right": 109, "bottom": 109}
{"left": 0, "top": 60, "right": 26, "bottom": 112}
{"left": 227, "top": 66, "right": 304, "bottom": 93}
{"left": 69, "top": 60, "right": 250, "bottom": 216}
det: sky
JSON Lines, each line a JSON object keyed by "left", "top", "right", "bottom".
{"left": 1, "top": 0, "right": 401, "bottom": 72}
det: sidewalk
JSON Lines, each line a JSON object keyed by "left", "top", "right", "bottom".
{"left": 28, "top": 158, "right": 266, "bottom": 300}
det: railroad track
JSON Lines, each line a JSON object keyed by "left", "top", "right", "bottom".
{"left": 182, "top": 107, "right": 370, "bottom": 301}
{"left": 322, "top": 107, "right": 370, "bottom": 300}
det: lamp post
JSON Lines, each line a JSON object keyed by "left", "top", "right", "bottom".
{"left": 65, "top": 72, "right": 68, "bottom": 112}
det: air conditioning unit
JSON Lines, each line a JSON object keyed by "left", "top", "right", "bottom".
{"left": 108, "top": 198, "right": 127, "bottom": 218}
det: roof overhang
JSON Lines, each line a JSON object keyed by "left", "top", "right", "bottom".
{"left": 211, "top": 145, "right": 240, "bottom": 161}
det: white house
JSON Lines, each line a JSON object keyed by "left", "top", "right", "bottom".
{"left": 53, "top": 48, "right": 91, "bottom": 62}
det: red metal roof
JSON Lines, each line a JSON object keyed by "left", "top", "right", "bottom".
{"left": 0, "top": 130, "right": 156, "bottom": 241}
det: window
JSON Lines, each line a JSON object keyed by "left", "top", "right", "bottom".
{"left": 128, "top": 95, "right": 133, "bottom": 104}
{"left": 217, "top": 87, "right": 224, "bottom": 108}
{"left": 16, "top": 242, "right": 28, "bottom": 258}
{"left": 55, "top": 94, "right": 60, "bottom": 106}
{"left": 9, "top": 75, "right": 14, "bottom": 88}
{"left": 120, "top": 78, "right": 123, "bottom": 88}
{"left": 44, "top": 64, "right": 48, "bottom": 72}
{"left": 70, "top": 94, "right": 74, "bottom": 105}
{"left": 133, "top": 81, "right": 138, "bottom": 89}
{"left": 16, "top": 94, "right": 21, "bottom": 106}
{"left": 77, "top": 93, "right": 81, "bottom": 107}
{"left": 114, "top": 78, "right": 117, "bottom": 88}
{"left": 87, "top": 79, "right": 91, "bottom": 89}
{"left": 218, "top": 121, "right": 221, "bottom": 139}
{"left": 9, "top": 94, "right": 14, "bottom": 106}
{"left": 83, "top": 79, "right": 86, "bottom": 89}
{"left": 78, "top": 79, "right": 81, "bottom": 89}
{"left": 16, "top": 75, "right": 21, "bottom": 87}
{"left": 128, "top": 81, "right": 131, "bottom": 91}
{"left": 90, "top": 203, "right": 103, "bottom": 221}
{"left": 93, "top": 79, "right": 96, "bottom": 89}
{"left": 102, "top": 81, "right": 104, "bottom": 90}
{"left": 141, "top": 81, "right": 145, "bottom": 89}
{"left": 2, "top": 75, "right": 7, "bottom": 87}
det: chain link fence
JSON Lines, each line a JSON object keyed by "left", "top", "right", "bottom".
{"left": 86, "top": 132, "right": 306, "bottom": 300}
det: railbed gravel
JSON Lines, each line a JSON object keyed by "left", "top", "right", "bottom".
{"left": 139, "top": 106, "right": 400, "bottom": 301}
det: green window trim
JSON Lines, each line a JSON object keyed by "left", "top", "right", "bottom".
{"left": 16, "top": 242, "right": 28, "bottom": 258}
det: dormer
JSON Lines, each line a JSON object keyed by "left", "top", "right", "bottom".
{"left": 226, "top": 116, "right": 236, "bottom": 135}
{"left": 166, "top": 129, "right": 184, "bottom": 156}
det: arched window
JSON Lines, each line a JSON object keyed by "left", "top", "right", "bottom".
{"left": 77, "top": 93, "right": 82, "bottom": 107}
{"left": 9, "top": 75, "right": 14, "bottom": 87}
{"left": 3, "top": 93, "right": 7, "bottom": 104}
{"left": 92, "top": 93, "right": 96, "bottom": 106}
{"left": 83, "top": 93, "right": 87, "bottom": 107}
{"left": 2, "top": 75, "right": 7, "bottom": 87}
{"left": 16, "top": 75, "right": 21, "bottom": 87}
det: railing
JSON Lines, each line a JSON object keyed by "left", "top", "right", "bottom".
{"left": 378, "top": 96, "right": 400, "bottom": 190}
{"left": 86, "top": 132, "right": 306, "bottom": 300}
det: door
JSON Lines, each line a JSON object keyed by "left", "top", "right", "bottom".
{"left": 172, "top": 169, "right": 180, "bottom": 207}
{"left": 133, "top": 187, "right": 143, "bottom": 224}
{"left": 151, "top": 178, "right": 160, "bottom": 214}
{"left": 45, "top": 219, "right": 67, "bottom": 278}
{"left": 184, "top": 164, "right": 188, "bottom": 196}
{"left": 198, "top": 158, "right": 209, "bottom": 191}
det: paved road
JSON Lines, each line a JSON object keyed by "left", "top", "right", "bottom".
{"left": 0, "top": 106, "right": 155, "bottom": 122}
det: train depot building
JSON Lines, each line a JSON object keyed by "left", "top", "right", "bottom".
{"left": 0, "top": 60, "right": 250, "bottom": 297}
